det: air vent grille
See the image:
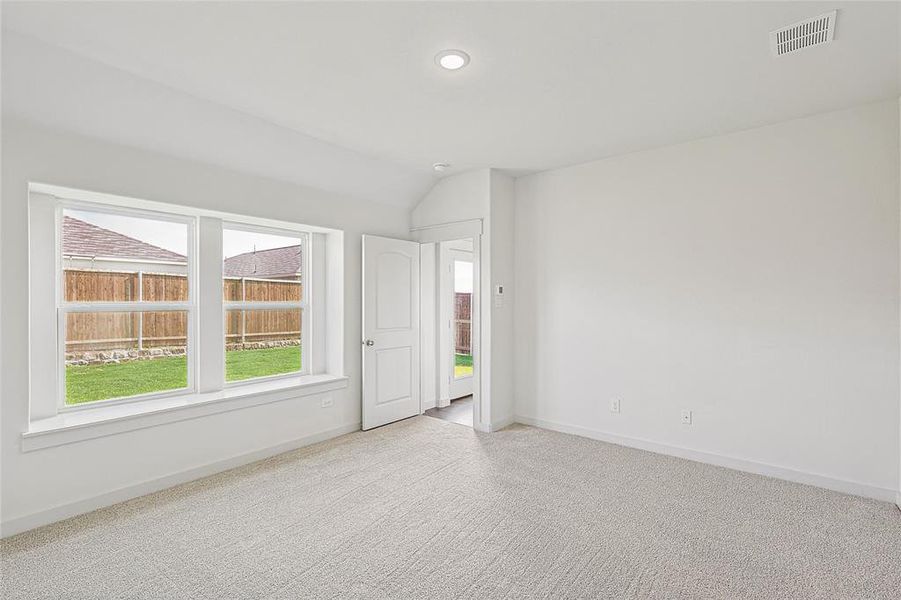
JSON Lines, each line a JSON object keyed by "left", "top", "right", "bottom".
{"left": 770, "top": 11, "right": 836, "bottom": 56}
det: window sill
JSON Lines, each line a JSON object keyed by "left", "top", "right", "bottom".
{"left": 22, "top": 374, "right": 349, "bottom": 452}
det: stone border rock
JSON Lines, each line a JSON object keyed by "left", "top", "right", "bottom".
{"left": 66, "top": 340, "right": 300, "bottom": 366}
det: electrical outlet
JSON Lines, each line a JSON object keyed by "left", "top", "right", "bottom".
{"left": 321, "top": 396, "right": 334, "bottom": 408}
{"left": 610, "top": 398, "right": 621, "bottom": 413}
{"left": 680, "top": 410, "right": 692, "bottom": 425}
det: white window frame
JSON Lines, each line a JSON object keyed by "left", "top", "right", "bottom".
{"left": 56, "top": 200, "right": 198, "bottom": 412}
{"left": 222, "top": 221, "right": 312, "bottom": 385}
{"left": 28, "top": 183, "right": 344, "bottom": 434}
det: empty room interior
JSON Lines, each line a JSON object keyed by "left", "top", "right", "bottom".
{"left": 1, "top": 2, "right": 901, "bottom": 598}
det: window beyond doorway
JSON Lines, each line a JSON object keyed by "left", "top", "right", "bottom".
{"left": 447, "top": 244, "right": 474, "bottom": 402}
{"left": 453, "top": 259, "right": 473, "bottom": 379}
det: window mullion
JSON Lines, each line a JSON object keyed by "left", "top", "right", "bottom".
{"left": 197, "top": 216, "right": 225, "bottom": 393}
{"left": 224, "top": 301, "right": 304, "bottom": 311}
{"left": 62, "top": 302, "right": 193, "bottom": 313}
{"left": 302, "top": 231, "right": 313, "bottom": 375}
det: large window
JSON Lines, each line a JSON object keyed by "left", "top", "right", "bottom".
{"left": 61, "top": 208, "right": 193, "bottom": 405}
{"left": 29, "top": 186, "right": 340, "bottom": 419}
{"left": 223, "top": 226, "right": 308, "bottom": 382}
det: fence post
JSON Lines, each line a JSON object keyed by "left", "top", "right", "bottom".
{"left": 137, "top": 271, "right": 144, "bottom": 351}
{"left": 240, "top": 277, "right": 246, "bottom": 346}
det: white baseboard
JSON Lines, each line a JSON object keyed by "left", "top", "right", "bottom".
{"left": 421, "top": 398, "right": 436, "bottom": 411}
{"left": 1, "top": 422, "right": 360, "bottom": 539}
{"left": 490, "top": 416, "right": 515, "bottom": 432}
{"left": 514, "top": 415, "right": 897, "bottom": 503}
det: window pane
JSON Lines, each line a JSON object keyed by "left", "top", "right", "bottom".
{"left": 223, "top": 229, "right": 303, "bottom": 301}
{"left": 225, "top": 309, "right": 301, "bottom": 381}
{"left": 65, "top": 310, "right": 188, "bottom": 405}
{"left": 453, "top": 260, "right": 473, "bottom": 379}
{"left": 62, "top": 209, "right": 188, "bottom": 302}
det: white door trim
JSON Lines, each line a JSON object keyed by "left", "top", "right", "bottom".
{"left": 410, "top": 218, "right": 482, "bottom": 240}
{"left": 411, "top": 220, "right": 487, "bottom": 432}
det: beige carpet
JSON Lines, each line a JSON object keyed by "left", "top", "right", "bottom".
{"left": 2, "top": 416, "right": 900, "bottom": 599}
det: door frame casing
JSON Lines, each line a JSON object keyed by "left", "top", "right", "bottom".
{"left": 411, "top": 219, "right": 487, "bottom": 431}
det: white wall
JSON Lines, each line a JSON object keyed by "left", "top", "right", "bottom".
{"left": 413, "top": 170, "right": 491, "bottom": 428}
{"left": 420, "top": 242, "right": 438, "bottom": 410}
{"left": 514, "top": 100, "right": 900, "bottom": 500}
{"left": 0, "top": 119, "right": 410, "bottom": 532}
{"left": 488, "top": 171, "right": 515, "bottom": 426}
{"left": 411, "top": 169, "right": 515, "bottom": 430}
{"left": 1, "top": 31, "right": 433, "bottom": 208}
{"left": 411, "top": 169, "right": 491, "bottom": 227}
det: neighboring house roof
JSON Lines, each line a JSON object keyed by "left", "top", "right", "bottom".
{"left": 223, "top": 245, "right": 302, "bottom": 279}
{"left": 63, "top": 216, "right": 187, "bottom": 263}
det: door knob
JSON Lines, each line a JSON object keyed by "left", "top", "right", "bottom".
{"left": 364, "top": 339, "right": 375, "bottom": 346}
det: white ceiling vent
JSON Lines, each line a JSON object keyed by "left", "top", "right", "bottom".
{"left": 770, "top": 10, "right": 836, "bottom": 57}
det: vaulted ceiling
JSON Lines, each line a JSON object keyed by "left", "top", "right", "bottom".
{"left": 3, "top": 2, "right": 898, "bottom": 207}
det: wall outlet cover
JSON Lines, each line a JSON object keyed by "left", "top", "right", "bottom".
{"left": 680, "top": 410, "right": 692, "bottom": 425}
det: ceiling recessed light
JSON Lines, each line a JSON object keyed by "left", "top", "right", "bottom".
{"left": 433, "top": 162, "right": 450, "bottom": 172}
{"left": 435, "top": 49, "right": 470, "bottom": 71}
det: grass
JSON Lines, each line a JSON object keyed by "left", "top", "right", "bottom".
{"left": 226, "top": 346, "right": 301, "bottom": 382}
{"left": 66, "top": 355, "right": 188, "bottom": 405}
{"left": 65, "top": 346, "right": 302, "bottom": 405}
{"left": 455, "top": 353, "right": 473, "bottom": 378}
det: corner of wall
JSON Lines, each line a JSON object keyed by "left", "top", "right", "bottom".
{"left": 510, "top": 101, "right": 900, "bottom": 496}
{"left": 488, "top": 170, "right": 516, "bottom": 425}
{"left": 410, "top": 169, "right": 491, "bottom": 230}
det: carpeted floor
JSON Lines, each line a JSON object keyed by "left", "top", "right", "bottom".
{"left": 2, "top": 416, "right": 900, "bottom": 599}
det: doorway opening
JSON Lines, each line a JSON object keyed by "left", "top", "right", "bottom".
{"left": 422, "top": 237, "right": 477, "bottom": 428}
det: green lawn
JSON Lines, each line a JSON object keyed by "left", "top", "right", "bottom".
{"left": 66, "top": 346, "right": 302, "bottom": 405}
{"left": 66, "top": 355, "right": 188, "bottom": 405}
{"left": 226, "top": 345, "right": 301, "bottom": 382}
{"left": 455, "top": 353, "right": 473, "bottom": 378}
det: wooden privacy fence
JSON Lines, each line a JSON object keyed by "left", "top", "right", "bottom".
{"left": 64, "top": 269, "right": 302, "bottom": 352}
{"left": 454, "top": 292, "right": 472, "bottom": 355}
{"left": 224, "top": 277, "right": 302, "bottom": 347}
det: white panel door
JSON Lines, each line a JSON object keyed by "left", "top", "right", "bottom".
{"left": 362, "top": 235, "right": 421, "bottom": 430}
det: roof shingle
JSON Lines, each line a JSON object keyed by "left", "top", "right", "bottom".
{"left": 223, "top": 245, "right": 302, "bottom": 279}
{"left": 63, "top": 216, "right": 187, "bottom": 263}
{"left": 63, "top": 216, "right": 302, "bottom": 279}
